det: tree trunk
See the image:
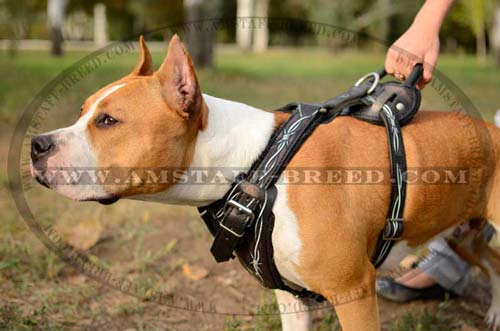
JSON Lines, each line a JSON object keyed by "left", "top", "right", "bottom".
{"left": 7, "top": 23, "right": 21, "bottom": 57}
{"left": 491, "top": 5, "right": 500, "bottom": 66}
{"left": 252, "top": 0, "right": 268, "bottom": 53}
{"left": 476, "top": 27, "right": 487, "bottom": 63}
{"left": 47, "top": 0, "right": 67, "bottom": 56}
{"left": 236, "top": 0, "right": 253, "bottom": 50}
{"left": 94, "top": 3, "right": 108, "bottom": 48}
{"left": 379, "top": 0, "right": 390, "bottom": 43}
{"left": 183, "top": 0, "right": 218, "bottom": 68}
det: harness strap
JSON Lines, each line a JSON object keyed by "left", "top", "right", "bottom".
{"left": 372, "top": 100, "right": 407, "bottom": 267}
{"left": 199, "top": 184, "right": 327, "bottom": 302}
{"left": 198, "top": 65, "right": 422, "bottom": 302}
{"left": 209, "top": 82, "right": 374, "bottom": 264}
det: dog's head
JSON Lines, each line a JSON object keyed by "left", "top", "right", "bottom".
{"left": 30, "top": 36, "right": 206, "bottom": 203}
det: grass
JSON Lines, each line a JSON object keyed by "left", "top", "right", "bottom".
{"left": 0, "top": 303, "right": 64, "bottom": 331}
{"left": 389, "top": 307, "right": 455, "bottom": 331}
{"left": 0, "top": 45, "right": 498, "bottom": 330}
{"left": 222, "top": 295, "right": 460, "bottom": 331}
{"left": 1, "top": 47, "right": 499, "bottom": 122}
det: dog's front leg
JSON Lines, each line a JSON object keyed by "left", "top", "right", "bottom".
{"left": 322, "top": 261, "right": 380, "bottom": 331}
{"left": 275, "top": 290, "right": 311, "bottom": 331}
{"left": 334, "top": 292, "right": 380, "bottom": 331}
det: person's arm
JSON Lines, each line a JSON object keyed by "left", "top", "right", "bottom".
{"left": 385, "top": 0, "right": 455, "bottom": 88}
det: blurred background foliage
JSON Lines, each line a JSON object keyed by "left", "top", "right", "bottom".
{"left": 0, "top": 0, "right": 499, "bottom": 62}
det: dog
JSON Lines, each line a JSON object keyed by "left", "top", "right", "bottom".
{"left": 30, "top": 36, "right": 500, "bottom": 331}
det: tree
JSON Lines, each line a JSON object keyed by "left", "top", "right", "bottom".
{"left": 2, "top": 0, "right": 42, "bottom": 56}
{"left": 93, "top": 3, "right": 108, "bottom": 47}
{"left": 308, "top": 0, "right": 416, "bottom": 49}
{"left": 236, "top": 0, "right": 253, "bottom": 50}
{"left": 491, "top": 2, "right": 500, "bottom": 65}
{"left": 252, "top": 0, "right": 269, "bottom": 52}
{"left": 183, "top": 0, "right": 219, "bottom": 68}
{"left": 459, "top": 0, "right": 495, "bottom": 62}
{"left": 47, "top": 0, "right": 68, "bottom": 56}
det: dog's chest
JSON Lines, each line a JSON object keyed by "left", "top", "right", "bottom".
{"left": 272, "top": 182, "right": 309, "bottom": 289}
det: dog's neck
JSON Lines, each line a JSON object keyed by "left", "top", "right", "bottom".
{"left": 134, "top": 94, "right": 276, "bottom": 206}
{"left": 194, "top": 94, "right": 276, "bottom": 168}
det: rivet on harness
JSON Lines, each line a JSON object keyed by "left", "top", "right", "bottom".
{"left": 198, "top": 65, "right": 423, "bottom": 302}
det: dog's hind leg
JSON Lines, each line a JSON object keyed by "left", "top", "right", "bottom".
{"left": 485, "top": 136, "right": 500, "bottom": 329}
{"left": 449, "top": 221, "right": 500, "bottom": 330}
{"left": 479, "top": 121, "right": 500, "bottom": 329}
{"left": 483, "top": 244, "right": 500, "bottom": 330}
{"left": 275, "top": 290, "right": 311, "bottom": 331}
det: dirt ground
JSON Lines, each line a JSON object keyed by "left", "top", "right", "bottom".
{"left": 0, "top": 202, "right": 493, "bottom": 330}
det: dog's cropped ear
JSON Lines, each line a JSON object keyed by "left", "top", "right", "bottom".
{"left": 155, "top": 34, "right": 202, "bottom": 119}
{"left": 130, "top": 36, "right": 153, "bottom": 76}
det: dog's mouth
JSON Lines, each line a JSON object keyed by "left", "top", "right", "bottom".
{"left": 97, "top": 196, "right": 119, "bottom": 205}
{"left": 31, "top": 162, "right": 120, "bottom": 205}
{"left": 34, "top": 175, "right": 50, "bottom": 189}
{"left": 31, "top": 163, "right": 50, "bottom": 189}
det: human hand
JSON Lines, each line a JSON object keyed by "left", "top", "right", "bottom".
{"left": 385, "top": 22, "right": 440, "bottom": 89}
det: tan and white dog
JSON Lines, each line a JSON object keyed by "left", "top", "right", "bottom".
{"left": 30, "top": 36, "right": 500, "bottom": 331}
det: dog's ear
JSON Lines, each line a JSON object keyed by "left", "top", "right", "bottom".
{"left": 130, "top": 36, "right": 153, "bottom": 76}
{"left": 155, "top": 34, "right": 201, "bottom": 119}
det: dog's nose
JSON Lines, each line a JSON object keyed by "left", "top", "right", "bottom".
{"left": 31, "top": 135, "right": 54, "bottom": 162}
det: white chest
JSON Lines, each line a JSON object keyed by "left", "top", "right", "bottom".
{"left": 272, "top": 182, "right": 309, "bottom": 289}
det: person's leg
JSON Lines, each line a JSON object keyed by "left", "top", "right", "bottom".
{"left": 394, "top": 267, "right": 438, "bottom": 289}
{"left": 412, "top": 237, "right": 472, "bottom": 295}
{"left": 377, "top": 225, "right": 495, "bottom": 302}
{"left": 377, "top": 238, "right": 461, "bottom": 302}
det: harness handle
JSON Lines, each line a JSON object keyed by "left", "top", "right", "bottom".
{"left": 378, "top": 64, "right": 424, "bottom": 88}
{"left": 403, "top": 64, "right": 424, "bottom": 87}
{"left": 377, "top": 67, "right": 387, "bottom": 79}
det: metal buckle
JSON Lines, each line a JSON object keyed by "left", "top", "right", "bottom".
{"left": 354, "top": 72, "right": 380, "bottom": 95}
{"left": 219, "top": 199, "right": 255, "bottom": 238}
{"left": 219, "top": 222, "right": 245, "bottom": 238}
{"left": 382, "top": 218, "right": 404, "bottom": 241}
{"left": 227, "top": 199, "right": 254, "bottom": 218}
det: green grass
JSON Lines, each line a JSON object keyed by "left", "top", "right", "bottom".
{"left": 1, "top": 47, "right": 499, "bottom": 123}
{"left": 0, "top": 303, "right": 64, "bottom": 331}
{"left": 221, "top": 295, "right": 460, "bottom": 331}
{"left": 389, "top": 307, "right": 455, "bottom": 331}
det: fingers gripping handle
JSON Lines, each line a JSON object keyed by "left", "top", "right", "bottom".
{"left": 379, "top": 64, "right": 423, "bottom": 87}
{"left": 403, "top": 64, "right": 423, "bottom": 87}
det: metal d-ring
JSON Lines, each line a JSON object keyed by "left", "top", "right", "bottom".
{"left": 354, "top": 72, "right": 380, "bottom": 95}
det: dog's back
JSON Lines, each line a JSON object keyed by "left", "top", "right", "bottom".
{"left": 285, "top": 110, "right": 498, "bottom": 245}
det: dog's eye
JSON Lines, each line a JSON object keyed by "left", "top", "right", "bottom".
{"left": 103, "top": 115, "right": 118, "bottom": 126}
{"left": 96, "top": 114, "right": 119, "bottom": 128}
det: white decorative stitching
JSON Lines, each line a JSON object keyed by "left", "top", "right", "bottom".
{"left": 249, "top": 105, "right": 318, "bottom": 279}
{"left": 375, "top": 105, "right": 404, "bottom": 265}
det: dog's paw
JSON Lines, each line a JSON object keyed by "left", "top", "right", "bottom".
{"left": 486, "top": 306, "right": 500, "bottom": 331}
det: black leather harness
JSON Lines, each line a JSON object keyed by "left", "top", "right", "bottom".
{"left": 198, "top": 65, "right": 423, "bottom": 302}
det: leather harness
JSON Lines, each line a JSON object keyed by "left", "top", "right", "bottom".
{"left": 198, "top": 65, "right": 423, "bottom": 302}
